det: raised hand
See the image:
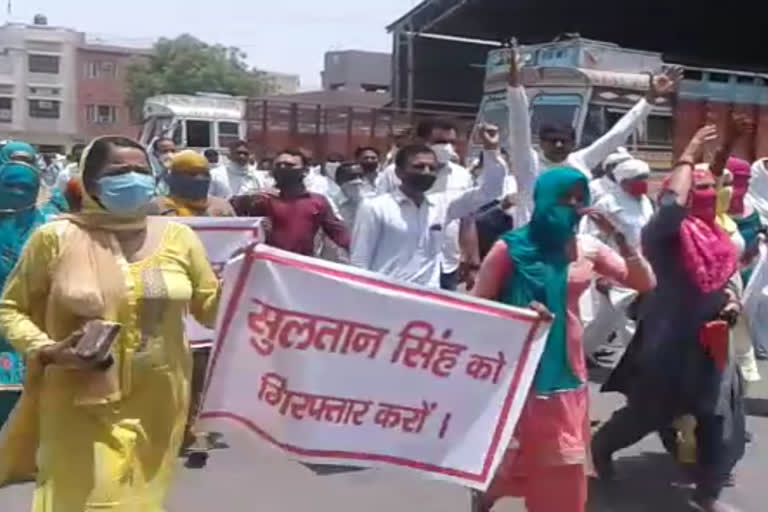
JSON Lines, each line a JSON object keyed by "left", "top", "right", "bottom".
{"left": 682, "top": 124, "right": 718, "bottom": 161}
{"left": 648, "top": 65, "right": 684, "bottom": 100}
{"left": 582, "top": 208, "right": 618, "bottom": 238}
{"left": 508, "top": 47, "right": 523, "bottom": 88}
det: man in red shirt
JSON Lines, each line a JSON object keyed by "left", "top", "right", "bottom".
{"left": 230, "top": 149, "right": 350, "bottom": 256}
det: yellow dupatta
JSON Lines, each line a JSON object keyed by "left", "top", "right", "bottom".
{"left": 0, "top": 137, "right": 150, "bottom": 485}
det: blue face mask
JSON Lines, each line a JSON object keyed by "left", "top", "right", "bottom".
{"left": 0, "top": 162, "right": 40, "bottom": 212}
{"left": 97, "top": 172, "right": 155, "bottom": 215}
{"left": 166, "top": 172, "right": 211, "bottom": 201}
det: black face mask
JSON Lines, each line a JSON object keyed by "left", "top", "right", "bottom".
{"left": 166, "top": 173, "right": 211, "bottom": 201}
{"left": 273, "top": 169, "right": 305, "bottom": 189}
{"left": 360, "top": 162, "right": 379, "bottom": 174}
{"left": 402, "top": 172, "right": 437, "bottom": 192}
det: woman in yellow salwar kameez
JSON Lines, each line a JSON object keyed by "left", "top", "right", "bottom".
{"left": 0, "top": 136, "right": 220, "bottom": 511}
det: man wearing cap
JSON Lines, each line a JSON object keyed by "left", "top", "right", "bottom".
{"left": 590, "top": 147, "right": 633, "bottom": 204}
{"left": 583, "top": 158, "right": 655, "bottom": 361}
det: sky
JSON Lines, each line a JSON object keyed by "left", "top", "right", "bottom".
{"left": 7, "top": 0, "right": 422, "bottom": 89}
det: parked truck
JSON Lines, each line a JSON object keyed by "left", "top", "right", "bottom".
{"left": 140, "top": 92, "right": 476, "bottom": 160}
{"left": 472, "top": 38, "right": 768, "bottom": 170}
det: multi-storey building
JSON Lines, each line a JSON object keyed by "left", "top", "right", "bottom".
{"left": 0, "top": 16, "right": 148, "bottom": 153}
{"left": 77, "top": 42, "right": 149, "bottom": 141}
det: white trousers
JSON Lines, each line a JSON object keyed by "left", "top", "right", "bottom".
{"left": 582, "top": 285, "right": 637, "bottom": 355}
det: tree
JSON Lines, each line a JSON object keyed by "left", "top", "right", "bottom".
{"left": 125, "top": 34, "right": 275, "bottom": 119}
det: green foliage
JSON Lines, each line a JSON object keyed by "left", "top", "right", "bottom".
{"left": 125, "top": 34, "right": 274, "bottom": 119}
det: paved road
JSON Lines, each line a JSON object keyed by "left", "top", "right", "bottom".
{"left": 4, "top": 364, "right": 768, "bottom": 511}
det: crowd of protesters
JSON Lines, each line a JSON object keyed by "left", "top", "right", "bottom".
{"left": 0, "top": 48, "right": 766, "bottom": 512}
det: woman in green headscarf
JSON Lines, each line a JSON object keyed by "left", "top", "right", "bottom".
{"left": 0, "top": 141, "right": 67, "bottom": 428}
{"left": 0, "top": 141, "right": 68, "bottom": 215}
{"left": 471, "top": 168, "right": 656, "bottom": 512}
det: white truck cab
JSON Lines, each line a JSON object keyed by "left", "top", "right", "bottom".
{"left": 140, "top": 93, "right": 247, "bottom": 152}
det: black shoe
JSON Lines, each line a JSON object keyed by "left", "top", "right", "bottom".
{"left": 185, "top": 450, "right": 209, "bottom": 469}
{"left": 592, "top": 445, "right": 616, "bottom": 481}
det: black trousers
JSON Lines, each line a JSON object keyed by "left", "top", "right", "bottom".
{"left": 593, "top": 398, "right": 743, "bottom": 500}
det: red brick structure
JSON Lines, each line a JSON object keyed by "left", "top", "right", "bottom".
{"left": 76, "top": 43, "right": 149, "bottom": 140}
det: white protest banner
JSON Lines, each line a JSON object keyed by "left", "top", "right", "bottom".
{"left": 169, "top": 217, "right": 265, "bottom": 349}
{"left": 200, "top": 245, "right": 549, "bottom": 490}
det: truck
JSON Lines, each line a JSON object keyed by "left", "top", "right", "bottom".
{"left": 140, "top": 93, "right": 247, "bottom": 152}
{"left": 140, "top": 92, "right": 476, "bottom": 160}
{"left": 473, "top": 38, "right": 768, "bottom": 171}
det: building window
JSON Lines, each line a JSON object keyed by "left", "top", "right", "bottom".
{"left": 28, "top": 54, "right": 60, "bottom": 74}
{"left": 29, "top": 99, "right": 60, "bottom": 119}
{"left": 86, "top": 104, "right": 118, "bottom": 124}
{"left": 0, "top": 97, "right": 11, "bottom": 122}
{"left": 28, "top": 86, "right": 60, "bottom": 96}
{"left": 86, "top": 60, "right": 117, "bottom": 79}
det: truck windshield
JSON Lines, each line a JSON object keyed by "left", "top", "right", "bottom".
{"left": 530, "top": 94, "right": 582, "bottom": 141}
{"left": 186, "top": 120, "right": 212, "bottom": 148}
{"left": 140, "top": 116, "right": 174, "bottom": 146}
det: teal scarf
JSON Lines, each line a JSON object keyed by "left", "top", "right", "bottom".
{"left": 500, "top": 167, "right": 589, "bottom": 394}
{"left": 0, "top": 159, "right": 47, "bottom": 393}
{"left": 0, "top": 141, "right": 36, "bottom": 166}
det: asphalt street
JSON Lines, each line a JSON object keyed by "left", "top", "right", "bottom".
{"left": 3, "top": 364, "right": 768, "bottom": 511}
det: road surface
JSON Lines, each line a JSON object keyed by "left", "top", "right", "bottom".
{"left": 3, "top": 364, "right": 768, "bottom": 511}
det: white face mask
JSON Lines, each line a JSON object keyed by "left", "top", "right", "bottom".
{"left": 430, "top": 143, "right": 459, "bottom": 165}
{"left": 341, "top": 179, "right": 364, "bottom": 202}
{"left": 325, "top": 162, "right": 340, "bottom": 181}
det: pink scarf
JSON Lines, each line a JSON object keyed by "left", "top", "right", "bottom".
{"left": 680, "top": 216, "right": 738, "bottom": 293}
{"left": 676, "top": 169, "right": 738, "bottom": 293}
{"left": 727, "top": 157, "right": 751, "bottom": 215}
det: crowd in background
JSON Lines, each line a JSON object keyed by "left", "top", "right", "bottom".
{"left": 0, "top": 49, "right": 766, "bottom": 512}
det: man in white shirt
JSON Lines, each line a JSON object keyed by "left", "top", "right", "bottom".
{"left": 209, "top": 140, "right": 267, "bottom": 199}
{"left": 355, "top": 146, "right": 382, "bottom": 193}
{"left": 583, "top": 158, "right": 655, "bottom": 362}
{"left": 505, "top": 47, "right": 682, "bottom": 226}
{"left": 54, "top": 143, "right": 86, "bottom": 193}
{"left": 351, "top": 125, "right": 505, "bottom": 288}
{"left": 334, "top": 162, "right": 375, "bottom": 230}
{"left": 589, "top": 147, "right": 633, "bottom": 204}
{"left": 376, "top": 119, "right": 474, "bottom": 290}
